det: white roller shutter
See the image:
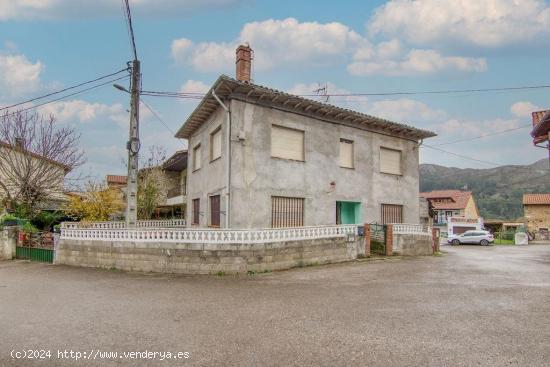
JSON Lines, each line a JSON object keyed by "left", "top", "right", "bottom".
{"left": 339, "top": 139, "right": 354, "bottom": 168}
{"left": 271, "top": 125, "right": 304, "bottom": 161}
{"left": 210, "top": 128, "right": 222, "bottom": 161}
{"left": 380, "top": 147, "right": 401, "bottom": 175}
{"left": 193, "top": 144, "right": 201, "bottom": 170}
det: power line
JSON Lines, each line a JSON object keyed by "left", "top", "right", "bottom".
{"left": 122, "top": 0, "right": 138, "bottom": 60}
{"left": 140, "top": 98, "right": 177, "bottom": 136}
{"left": 430, "top": 124, "right": 532, "bottom": 146}
{"left": 140, "top": 83, "right": 550, "bottom": 99}
{"left": 421, "top": 144, "right": 503, "bottom": 167}
{"left": 3, "top": 74, "right": 130, "bottom": 117}
{"left": 0, "top": 68, "right": 130, "bottom": 112}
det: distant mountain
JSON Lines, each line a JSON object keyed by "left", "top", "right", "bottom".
{"left": 420, "top": 158, "right": 550, "bottom": 220}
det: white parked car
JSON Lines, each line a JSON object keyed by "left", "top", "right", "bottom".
{"left": 448, "top": 230, "right": 494, "bottom": 246}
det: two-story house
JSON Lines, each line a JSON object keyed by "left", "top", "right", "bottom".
{"left": 420, "top": 190, "right": 481, "bottom": 235}
{"left": 177, "top": 45, "right": 436, "bottom": 229}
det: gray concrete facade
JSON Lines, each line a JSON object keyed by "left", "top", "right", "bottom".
{"left": 187, "top": 98, "right": 421, "bottom": 229}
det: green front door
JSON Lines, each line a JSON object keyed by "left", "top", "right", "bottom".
{"left": 337, "top": 201, "right": 362, "bottom": 224}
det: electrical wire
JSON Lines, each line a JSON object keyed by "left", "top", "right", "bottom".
{"left": 430, "top": 124, "right": 532, "bottom": 146}
{"left": 0, "top": 68, "right": 130, "bottom": 111}
{"left": 421, "top": 144, "right": 504, "bottom": 167}
{"left": 122, "top": 0, "right": 138, "bottom": 60}
{"left": 140, "top": 83, "right": 550, "bottom": 99}
{"left": 3, "top": 75, "right": 130, "bottom": 117}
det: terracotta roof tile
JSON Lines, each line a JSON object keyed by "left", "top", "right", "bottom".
{"left": 420, "top": 190, "right": 472, "bottom": 210}
{"left": 523, "top": 194, "right": 550, "bottom": 205}
{"left": 106, "top": 175, "right": 127, "bottom": 185}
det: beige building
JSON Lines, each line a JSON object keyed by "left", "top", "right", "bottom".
{"left": 523, "top": 194, "right": 550, "bottom": 236}
{"left": 0, "top": 141, "right": 69, "bottom": 211}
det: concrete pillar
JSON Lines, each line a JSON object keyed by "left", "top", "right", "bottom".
{"left": 432, "top": 227, "right": 440, "bottom": 253}
{"left": 364, "top": 224, "right": 371, "bottom": 257}
{"left": 385, "top": 224, "right": 393, "bottom": 256}
{"left": 0, "top": 228, "right": 17, "bottom": 260}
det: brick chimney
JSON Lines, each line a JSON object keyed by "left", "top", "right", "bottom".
{"left": 235, "top": 44, "right": 252, "bottom": 83}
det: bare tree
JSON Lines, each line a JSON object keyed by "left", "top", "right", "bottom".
{"left": 0, "top": 110, "right": 85, "bottom": 216}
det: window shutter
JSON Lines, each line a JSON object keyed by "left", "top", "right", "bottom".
{"left": 211, "top": 128, "right": 222, "bottom": 161}
{"left": 381, "top": 204, "right": 403, "bottom": 224}
{"left": 193, "top": 145, "right": 201, "bottom": 170}
{"left": 380, "top": 147, "right": 401, "bottom": 175}
{"left": 271, "top": 196, "right": 304, "bottom": 228}
{"left": 192, "top": 199, "right": 200, "bottom": 225}
{"left": 210, "top": 195, "right": 220, "bottom": 227}
{"left": 271, "top": 125, "right": 304, "bottom": 161}
{"left": 339, "top": 139, "right": 354, "bottom": 168}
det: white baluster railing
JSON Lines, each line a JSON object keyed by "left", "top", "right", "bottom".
{"left": 392, "top": 223, "right": 431, "bottom": 235}
{"left": 60, "top": 224, "right": 358, "bottom": 244}
{"left": 61, "top": 219, "right": 186, "bottom": 230}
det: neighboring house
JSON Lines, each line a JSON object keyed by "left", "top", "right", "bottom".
{"left": 106, "top": 175, "right": 127, "bottom": 190}
{"left": 420, "top": 190, "right": 479, "bottom": 224}
{"left": 523, "top": 194, "right": 550, "bottom": 237}
{"left": 105, "top": 150, "right": 187, "bottom": 219}
{"left": 0, "top": 140, "right": 70, "bottom": 211}
{"left": 156, "top": 150, "right": 187, "bottom": 219}
{"left": 420, "top": 190, "right": 481, "bottom": 235}
{"left": 176, "top": 45, "right": 436, "bottom": 229}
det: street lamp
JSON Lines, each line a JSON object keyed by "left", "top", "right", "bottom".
{"left": 113, "top": 84, "right": 129, "bottom": 93}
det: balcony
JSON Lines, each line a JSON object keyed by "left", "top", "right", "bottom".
{"left": 166, "top": 187, "right": 186, "bottom": 206}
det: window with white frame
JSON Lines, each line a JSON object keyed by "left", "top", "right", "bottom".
{"left": 380, "top": 147, "right": 402, "bottom": 175}
{"left": 339, "top": 139, "right": 354, "bottom": 168}
{"left": 271, "top": 125, "right": 304, "bottom": 161}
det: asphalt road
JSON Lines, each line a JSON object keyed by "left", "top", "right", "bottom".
{"left": 1, "top": 244, "right": 549, "bottom": 367}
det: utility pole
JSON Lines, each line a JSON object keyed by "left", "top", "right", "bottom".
{"left": 126, "top": 59, "right": 140, "bottom": 227}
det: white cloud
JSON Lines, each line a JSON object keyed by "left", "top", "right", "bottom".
{"left": 40, "top": 100, "right": 128, "bottom": 126}
{"left": 179, "top": 80, "right": 210, "bottom": 94}
{"left": 172, "top": 18, "right": 488, "bottom": 77}
{"left": 0, "top": 0, "right": 247, "bottom": 20}
{"left": 0, "top": 53, "right": 43, "bottom": 95}
{"left": 365, "top": 98, "right": 447, "bottom": 124}
{"left": 348, "top": 48, "right": 487, "bottom": 76}
{"left": 171, "top": 17, "right": 365, "bottom": 72}
{"left": 369, "top": 0, "right": 550, "bottom": 48}
{"left": 510, "top": 101, "right": 543, "bottom": 118}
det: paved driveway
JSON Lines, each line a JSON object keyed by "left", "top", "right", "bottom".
{"left": 1, "top": 245, "right": 549, "bottom": 366}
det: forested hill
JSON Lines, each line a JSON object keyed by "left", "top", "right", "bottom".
{"left": 420, "top": 159, "right": 550, "bottom": 220}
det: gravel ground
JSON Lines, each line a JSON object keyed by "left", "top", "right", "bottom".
{"left": 1, "top": 244, "right": 549, "bottom": 366}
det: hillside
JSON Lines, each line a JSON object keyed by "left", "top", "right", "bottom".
{"left": 420, "top": 159, "right": 550, "bottom": 220}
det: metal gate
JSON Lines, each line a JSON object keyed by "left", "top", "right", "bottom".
{"left": 15, "top": 232, "right": 54, "bottom": 263}
{"left": 370, "top": 223, "right": 386, "bottom": 255}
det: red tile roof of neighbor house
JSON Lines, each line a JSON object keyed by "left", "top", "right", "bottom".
{"left": 106, "top": 175, "right": 127, "bottom": 185}
{"left": 419, "top": 190, "right": 473, "bottom": 210}
{"left": 523, "top": 194, "right": 550, "bottom": 205}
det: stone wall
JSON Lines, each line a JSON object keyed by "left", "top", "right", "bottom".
{"left": 55, "top": 236, "right": 364, "bottom": 274}
{"left": 392, "top": 233, "right": 433, "bottom": 256}
{"left": 0, "top": 228, "right": 17, "bottom": 260}
{"left": 524, "top": 204, "right": 550, "bottom": 233}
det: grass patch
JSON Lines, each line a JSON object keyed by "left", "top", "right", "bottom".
{"left": 216, "top": 271, "right": 226, "bottom": 277}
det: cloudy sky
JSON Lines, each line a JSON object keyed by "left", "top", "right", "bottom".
{"left": 1, "top": 0, "right": 549, "bottom": 179}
